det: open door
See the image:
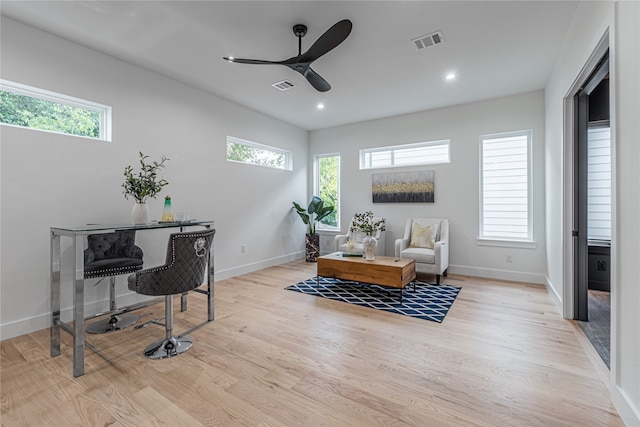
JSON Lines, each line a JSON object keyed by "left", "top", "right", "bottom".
{"left": 573, "top": 51, "right": 609, "bottom": 321}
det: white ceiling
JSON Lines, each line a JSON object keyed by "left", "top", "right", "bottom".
{"left": 1, "top": 1, "right": 579, "bottom": 131}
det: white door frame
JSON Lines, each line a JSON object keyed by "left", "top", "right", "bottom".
{"left": 562, "top": 32, "right": 611, "bottom": 319}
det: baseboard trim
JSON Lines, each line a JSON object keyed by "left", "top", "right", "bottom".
{"left": 448, "top": 264, "right": 546, "bottom": 285}
{"left": 1, "top": 252, "right": 305, "bottom": 341}
{"left": 0, "top": 292, "right": 158, "bottom": 341}
{"left": 543, "top": 275, "right": 563, "bottom": 314}
{"left": 215, "top": 252, "right": 303, "bottom": 281}
{"left": 611, "top": 386, "right": 640, "bottom": 427}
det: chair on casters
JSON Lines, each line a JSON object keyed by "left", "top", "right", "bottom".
{"left": 127, "top": 228, "right": 215, "bottom": 359}
{"left": 84, "top": 230, "right": 144, "bottom": 334}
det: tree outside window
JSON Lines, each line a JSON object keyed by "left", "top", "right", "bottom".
{"left": 316, "top": 154, "right": 340, "bottom": 228}
{"left": 0, "top": 80, "right": 109, "bottom": 140}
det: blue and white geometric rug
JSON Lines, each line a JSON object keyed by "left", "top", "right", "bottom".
{"left": 286, "top": 277, "right": 461, "bottom": 323}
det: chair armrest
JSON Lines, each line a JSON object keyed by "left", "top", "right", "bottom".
{"left": 84, "top": 248, "right": 95, "bottom": 264}
{"left": 433, "top": 240, "right": 449, "bottom": 271}
{"left": 125, "top": 245, "right": 144, "bottom": 260}
{"left": 334, "top": 234, "right": 349, "bottom": 251}
{"left": 395, "top": 238, "right": 409, "bottom": 257}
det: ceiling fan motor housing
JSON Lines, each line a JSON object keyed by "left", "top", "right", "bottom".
{"left": 293, "top": 24, "right": 308, "bottom": 38}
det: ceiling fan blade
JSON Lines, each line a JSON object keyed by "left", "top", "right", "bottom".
{"left": 302, "top": 67, "right": 331, "bottom": 92}
{"left": 223, "top": 57, "right": 281, "bottom": 65}
{"left": 299, "top": 19, "right": 352, "bottom": 63}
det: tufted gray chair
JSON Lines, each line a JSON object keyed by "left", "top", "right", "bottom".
{"left": 128, "top": 228, "right": 215, "bottom": 359}
{"left": 84, "top": 230, "right": 143, "bottom": 333}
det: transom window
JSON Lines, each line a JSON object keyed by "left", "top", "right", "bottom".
{"left": 360, "top": 139, "right": 450, "bottom": 170}
{"left": 479, "top": 130, "right": 532, "bottom": 243}
{"left": 0, "top": 79, "right": 111, "bottom": 141}
{"left": 226, "top": 136, "right": 292, "bottom": 170}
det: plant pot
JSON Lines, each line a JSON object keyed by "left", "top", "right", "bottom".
{"left": 132, "top": 203, "right": 150, "bottom": 224}
{"left": 305, "top": 233, "right": 320, "bottom": 262}
{"left": 362, "top": 235, "right": 377, "bottom": 260}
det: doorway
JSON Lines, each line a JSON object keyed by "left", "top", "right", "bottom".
{"left": 573, "top": 50, "right": 611, "bottom": 367}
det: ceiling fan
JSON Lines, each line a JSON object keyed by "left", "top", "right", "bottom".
{"left": 223, "top": 19, "right": 352, "bottom": 92}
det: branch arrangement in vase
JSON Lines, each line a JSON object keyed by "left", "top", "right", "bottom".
{"left": 350, "top": 211, "right": 386, "bottom": 236}
{"left": 122, "top": 152, "right": 170, "bottom": 203}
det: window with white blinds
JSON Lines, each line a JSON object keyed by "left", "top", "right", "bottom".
{"left": 587, "top": 124, "right": 611, "bottom": 242}
{"left": 480, "top": 130, "right": 532, "bottom": 242}
{"left": 360, "top": 139, "right": 450, "bottom": 169}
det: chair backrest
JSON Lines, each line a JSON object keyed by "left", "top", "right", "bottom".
{"left": 132, "top": 228, "right": 216, "bottom": 296}
{"left": 84, "top": 230, "right": 144, "bottom": 278}
{"left": 406, "top": 218, "right": 449, "bottom": 243}
{"left": 86, "top": 230, "right": 139, "bottom": 260}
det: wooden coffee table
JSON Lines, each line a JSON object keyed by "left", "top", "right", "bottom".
{"left": 317, "top": 252, "right": 416, "bottom": 302}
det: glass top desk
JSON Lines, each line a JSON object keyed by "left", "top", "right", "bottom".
{"left": 50, "top": 220, "right": 215, "bottom": 377}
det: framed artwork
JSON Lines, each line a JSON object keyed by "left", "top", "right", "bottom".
{"left": 372, "top": 170, "right": 435, "bottom": 203}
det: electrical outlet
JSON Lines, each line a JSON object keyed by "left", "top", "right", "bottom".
{"left": 506, "top": 255, "right": 513, "bottom": 263}
{"left": 241, "top": 244, "right": 246, "bottom": 253}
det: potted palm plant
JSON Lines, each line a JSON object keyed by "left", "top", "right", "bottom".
{"left": 122, "top": 152, "right": 170, "bottom": 224}
{"left": 292, "top": 196, "right": 335, "bottom": 262}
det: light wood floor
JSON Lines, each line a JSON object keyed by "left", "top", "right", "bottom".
{"left": 1, "top": 260, "right": 623, "bottom": 426}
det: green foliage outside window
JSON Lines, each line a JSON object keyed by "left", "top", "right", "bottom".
{"left": 318, "top": 155, "right": 339, "bottom": 227}
{"left": 0, "top": 91, "right": 100, "bottom": 138}
{"left": 227, "top": 141, "right": 286, "bottom": 169}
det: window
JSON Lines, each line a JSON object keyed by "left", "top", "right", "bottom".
{"left": 226, "top": 136, "right": 292, "bottom": 170}
{"left": 0, "top": 79, "right": 111, "bottom": 140}
{"left": 479, "top": 130, "right": 532, "bottom": 243}
{"left": 587, "top": 123, "right": 611, "bottom": 242}
{"left": 360, "top": 139, "right": 450, "bottom": 169}
{"left": 314, "top": 153, "right": 340, "bottom": 229}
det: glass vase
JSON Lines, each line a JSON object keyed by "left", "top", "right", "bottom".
{"left": 362, "top": 235, "right": 377, "bottom": 260}
{"left": 161, "top": 196, "right": 174, "bottom": 222}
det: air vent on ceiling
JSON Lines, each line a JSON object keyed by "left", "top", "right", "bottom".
{"left": 411, "top": 31, "right": 444, "bottom": 51}
{"left": 272, "top": 80, "right": 295, "bottom": 91}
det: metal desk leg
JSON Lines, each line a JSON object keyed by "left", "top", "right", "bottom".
{"left": 50, "top": 232, "right": 61, "bottom": 357}
{"left": 72, "top": 235, "right": 85, "bottom": 377}
{"left": 207, "top": 249, "right": 214, "bottom": 321}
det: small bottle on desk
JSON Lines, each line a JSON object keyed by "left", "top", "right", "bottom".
{"left": 161, "top": 195, "right": 174, "bottom": 222}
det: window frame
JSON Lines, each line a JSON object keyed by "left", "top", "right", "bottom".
{"left": 359, "top": 139, "right": 450, "bottom": 170}
{"left": 226, "top": 136, "right": 292, "bottom": 171}
{"left": 478, "top": 129, "right": 535, "bottom": 248}
{"left": 313, "top": 152, "right": 340, "bottom": 231}
{"left": 586, "top": 121, "right": 612, "bottom": 243}
{"left": 0, "top": 79, "right": 112, "bottom": 141}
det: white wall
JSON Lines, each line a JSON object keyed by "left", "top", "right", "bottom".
{"left": 0, "top": 17, "right": 309, "bottom": 339}
{"left": 310, "top": 91, "right": 547, "bottom": 284}
{"left": 545, "top": 1, "right": 640, "bottom": 424}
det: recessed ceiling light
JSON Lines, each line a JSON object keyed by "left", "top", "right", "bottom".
{"left": 317, "top": 103, "right": 325, "bottom": 110}
{"left": 446, "top": 73, "right": 456, "bottom": 80}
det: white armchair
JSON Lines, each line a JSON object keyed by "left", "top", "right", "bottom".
{"left": 335, "top": 217, "right": 386, "bottom": 256}
{"left": 395, "top": 218, "right": 449, "bottom": 284}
